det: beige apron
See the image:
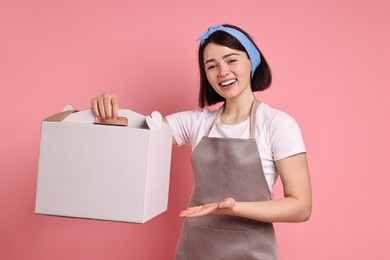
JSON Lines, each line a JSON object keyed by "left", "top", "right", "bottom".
{"left": 175, "top": 98, "right": 278, "bottom": 260}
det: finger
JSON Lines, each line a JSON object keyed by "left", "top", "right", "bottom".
{"left": 180, "top": 204, "right": 218, "bottom": 218}
{"left": 111, "top": 95, "right": 119, "bottom": 118}
{"left": 179, "top": 206, "right": 203, "bottom": 217}
{"left": 218, "top": 198, "right": 235, "bottom": 209}
{"left": 103, "top": 95, "right": 113, "bottom": 119}
{"left": 93, "top": 96, "right": 108, "bottom": 119}
{"left": 185, "top": 208, "right": 213, "bottom": 217}
{"left": 180, "top": 210, "right": 205, "bottom": 218}
{"left": 91, "top": 99, "right": 100, "bottom": 118}
{"left": 98, "top": 98, "right": 107, "bottom": 119}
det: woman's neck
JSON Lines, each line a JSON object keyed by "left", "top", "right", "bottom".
{"left": 221, "top": 93, "right": 255, "bottom": 125}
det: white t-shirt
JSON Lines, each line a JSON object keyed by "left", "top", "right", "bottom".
{"left": 165, "top": 102, "right": 306, "bottom": 194}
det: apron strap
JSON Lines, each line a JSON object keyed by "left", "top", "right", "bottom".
{"left": 250, "top": 98, "right": 261, "bottom": 139}
{"left": 205, "top": 106, "right": 224, "bottom": 136}
{"left": 206, "top": 96, "right": 261, "bottom": 139}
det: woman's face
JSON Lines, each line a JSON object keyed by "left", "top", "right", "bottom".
{"left": 203, "top": 42, "right": 252, "bottom": 101}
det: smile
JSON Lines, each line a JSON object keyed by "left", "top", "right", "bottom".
{"left": 219, "top": 79, "right": 237, "bottom": 87}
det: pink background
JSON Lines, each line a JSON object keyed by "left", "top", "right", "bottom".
{"left": 1, "top": 0, "right": 389, "bottom": 259}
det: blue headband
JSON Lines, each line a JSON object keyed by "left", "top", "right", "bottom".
{"left": 197, "top": 25, "right": 261, "bottom": 78}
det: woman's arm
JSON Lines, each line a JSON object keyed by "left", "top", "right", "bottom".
{"left": 179, "top": 152, "right": 312, "bottom": 223}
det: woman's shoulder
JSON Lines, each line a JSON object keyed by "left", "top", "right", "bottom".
{"left": 257, "top": 102, "right": 300, "bottom": 128}
{"left": 166, "top": 106, "right": 221, "bottom": 147}
{"left": 166, "top": 106, "right": 220, "bottom": 130}
{"left": 170, "top": 107, "right": 218, "bottom": 120}
{"left": 258, "top": 102, "right": 290, "bottom": 120}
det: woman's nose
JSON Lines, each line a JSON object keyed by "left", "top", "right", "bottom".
{"left": 218, "top": 63, "right": 229, "bottom": 77}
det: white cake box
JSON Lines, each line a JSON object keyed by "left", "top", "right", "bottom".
{"left": 35, "top": 106, "right": 172, "bottom": 223}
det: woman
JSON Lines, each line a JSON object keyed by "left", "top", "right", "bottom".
{"left": 92, "top": 24, "right": 312, "bottom": 260}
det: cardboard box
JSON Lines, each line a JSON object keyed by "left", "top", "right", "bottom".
{"left": 35, "top": 107, "right": 172, "bottom": 223}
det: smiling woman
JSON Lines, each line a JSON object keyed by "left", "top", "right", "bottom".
{"left": 91, "top": 24, "right": 311, "bottom": 260}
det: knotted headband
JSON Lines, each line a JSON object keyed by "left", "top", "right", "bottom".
{"left": 197, "top": 25, "right": 261, "bottom": 78}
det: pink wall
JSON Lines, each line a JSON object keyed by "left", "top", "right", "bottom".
{"left": 1, "top": 0, "right": 389, "bottom": 259}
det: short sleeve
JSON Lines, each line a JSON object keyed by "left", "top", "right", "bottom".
{"left": 165, "top": 111, "right": 192, "bottom": 146}
{"left": 269, "top": 112, "right": 306, "bottom": 161}
{"left": 166, "top": 109, "right": 218, "bottom": 148}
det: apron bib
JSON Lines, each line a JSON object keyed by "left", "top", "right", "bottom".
{"left": 175, "top": 98, "right": 278, "bottom": 260}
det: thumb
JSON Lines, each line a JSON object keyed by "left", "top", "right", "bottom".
{"left": 218, "top": 197, "right": 236, "bottom": 209}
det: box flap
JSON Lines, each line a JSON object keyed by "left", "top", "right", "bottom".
{"left": 43, "top": 110, "right": 79, "bottom": 122}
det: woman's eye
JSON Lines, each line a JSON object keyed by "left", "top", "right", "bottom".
{"left": 207, "top": 64, "right": 217, "bottom": 70}
{"left": 228, "top": 59, "right": 237, "bottom": 64}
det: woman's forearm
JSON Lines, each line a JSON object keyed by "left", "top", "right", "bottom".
{"left": 230, "top": 197, "right": 312, "bottom": 223}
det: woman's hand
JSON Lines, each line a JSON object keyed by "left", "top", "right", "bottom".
{"left": 179, "top": 197, "right": 236, "bottom": 218}
{"left": 91, "top": 92, "right": 119, "bottom": 119}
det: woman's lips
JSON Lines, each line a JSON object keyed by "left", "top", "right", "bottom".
{"left": 219, "top": 79, "right": 237, "bottom": 89}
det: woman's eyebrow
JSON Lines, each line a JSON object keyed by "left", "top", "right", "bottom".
{"left": 204, "top": 53, "right": 240, "bottom": 65}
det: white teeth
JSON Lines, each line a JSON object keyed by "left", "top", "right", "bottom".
{"left": 220, "top": 79, "right": 236, "bottom": 86}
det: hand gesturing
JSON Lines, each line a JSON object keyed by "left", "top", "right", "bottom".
{"left": 179, "top": 197, "right": 236, "bottom": 218}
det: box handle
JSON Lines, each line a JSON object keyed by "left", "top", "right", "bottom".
{"left": 93, "top": 117, "right": 128, "bottom": 126}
